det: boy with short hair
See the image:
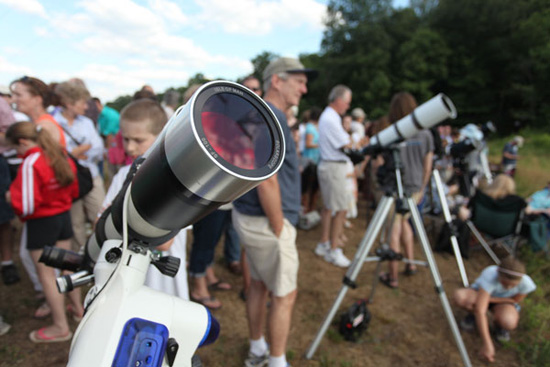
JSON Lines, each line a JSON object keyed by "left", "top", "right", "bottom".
{"left": 453, "top": 256, "right": 536, "bottom": 363}
{"left": 100, "top": 99, "right": 189, "bottom": 299}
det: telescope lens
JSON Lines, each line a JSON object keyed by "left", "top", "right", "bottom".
{"left": 200, "top": 93, "right": 273, "bottom": 170}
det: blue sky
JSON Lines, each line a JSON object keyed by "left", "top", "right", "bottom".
{"left": 0, "top": 0, "right": 408, "bottom": 101}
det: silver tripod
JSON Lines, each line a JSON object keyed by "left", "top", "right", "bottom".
{"left": 431, "top": 169, "right": 470, "bottom": 287}
{"left": 305, "top": 146, "right": 472, "bottom": 367}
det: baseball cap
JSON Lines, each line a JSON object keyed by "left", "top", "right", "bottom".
{"left": 263, "top": 57, "right": 318, "bottom": 83}
{"left": 0, "top": 85, "right": 11, "bottom": 96}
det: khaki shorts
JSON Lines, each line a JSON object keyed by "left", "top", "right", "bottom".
{"left": 232, "top": 210, "right": 299, "bottom": 297}
{"left": 317, "top": 161, "right": 349, "bottom": 212}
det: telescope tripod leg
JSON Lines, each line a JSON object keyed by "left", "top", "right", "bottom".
{"left": 465, "top": 220, "right": 501, "bottom": 265}
{"left": 305, "top": 195, "right": 395, "bottom": 360}
{"left": 432, "top": 169, "right": 469, "bottom": 287}
{"left": 408, "top": 197, "right": 472, "bottom": 367}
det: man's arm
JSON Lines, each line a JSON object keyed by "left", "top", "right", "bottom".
{"left": 257, "top": 174, "right": 284, "bottom": 237}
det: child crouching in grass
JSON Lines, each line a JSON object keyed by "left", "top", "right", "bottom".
{"left": 453, "top": 256, "right": 536, "bottom": 363}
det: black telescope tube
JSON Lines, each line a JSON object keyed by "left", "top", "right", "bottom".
{"left": 83, "top": 81, "right": 285, "bottom": 264}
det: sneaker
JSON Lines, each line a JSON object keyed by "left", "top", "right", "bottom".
{"left": 1, "top": 264, "right": 20, "bottom": 285}
{"left": 314, "top": 241, "right": 330, "bottom": 257}
{"left": 0, "top": 317, "right": 11, "bottom": 336}
{"left": 494, "top": 326, "right": 510, "bottom": 343}
{"left": 324, "top": 248, "right": 351, "bottom": 268}
{"left": 459, "top": 313, "right": 475, "bottom": 332}
{"left": 244, "top": 351, "right": 269, "bottom": 367}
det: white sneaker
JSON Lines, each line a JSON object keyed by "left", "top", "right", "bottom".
{"left": 314, "top": 241, "right": 330, "bottom": 257}
{"left": 324, "top": 248, "right": 351, "bottom": 267}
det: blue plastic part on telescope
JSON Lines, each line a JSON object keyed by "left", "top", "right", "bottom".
{"left": 198, "top": 309, "right": 220, "bottom": 347}
{"left": 112, "top": 317, "right": 169, "bottom": 367}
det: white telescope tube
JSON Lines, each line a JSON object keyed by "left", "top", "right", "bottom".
{"left": 370, "top": 93, "right": 457, "bottom": 147}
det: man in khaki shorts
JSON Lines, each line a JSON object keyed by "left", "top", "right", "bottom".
{"left": 315, "top": 85, "right": 354, "bottom": 267}
{"left": 233, "top": 57, "right": 317, "bottom": 367}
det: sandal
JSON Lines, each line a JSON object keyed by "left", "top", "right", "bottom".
{"left": 67, "top": 304, "right": 84, "bottom": 322}
{"left": 379, "top": 272, "right": 398, "bottom": 289}
{"left": 29, "top": 328, "right": 72, "bottom": 343}
{"left": 190, "top": 295, "right": 222, "bottom": 310}
{"left": 227, "top": 262, "right": 242, "bottom": 275}
{"left": 207, "top": 280, "right": 232, "bottom": 291}
{"left": 34, "top": 302, "right": 51, "bottom": 319}
{"left": 404, "top": 265, "right": 418, "bottom": 276}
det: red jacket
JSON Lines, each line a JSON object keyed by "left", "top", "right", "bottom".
{"left": 10, "top": 146, "right": 79, "bottom": 220}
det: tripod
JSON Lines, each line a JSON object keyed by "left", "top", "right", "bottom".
{"left": 305, "top": 145, "right": 472, "bottom": 367}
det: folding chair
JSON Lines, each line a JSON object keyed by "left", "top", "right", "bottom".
{"left": 466, "top": 191, "right": 527, "bottom": 263}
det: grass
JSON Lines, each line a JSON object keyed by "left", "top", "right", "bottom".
{"left": 485, "top": 128, "right": 550, "bottom": 366}
{"left": 487, "top": 128, "right": 550, "bottom": 197}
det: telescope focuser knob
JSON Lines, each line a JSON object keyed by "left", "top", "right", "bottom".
{"left": 152, "top": 256, "right": 180, "bottom": 277}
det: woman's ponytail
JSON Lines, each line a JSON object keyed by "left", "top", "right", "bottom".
{"left": 6, "top": 121, "right": 75, "bottom": 187}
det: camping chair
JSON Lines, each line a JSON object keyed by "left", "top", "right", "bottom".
{"left": 466, "top": 191, "right": 527, "bottom": 263}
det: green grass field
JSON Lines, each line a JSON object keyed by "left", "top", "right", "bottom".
{"left": 487, "top": 129, "right": 550, "bottom": 197}
{"left": 487, "top": 129, "right": 550, "bottom": 366}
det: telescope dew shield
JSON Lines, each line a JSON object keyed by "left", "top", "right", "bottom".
{"left": 128, "top": 81, "right": 285, "bottom": 244}
{"left": 370, "top": 93, "right": 457, "bottom": 148}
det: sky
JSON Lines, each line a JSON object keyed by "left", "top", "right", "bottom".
{"left": 0, "top": 0, "right": 408, "bottom": 102}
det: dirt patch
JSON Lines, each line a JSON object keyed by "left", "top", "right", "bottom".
{"left": 0, "top": 201, "right": 521, "bottom": 367}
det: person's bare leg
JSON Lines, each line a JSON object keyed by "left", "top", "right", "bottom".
{"left": 241, "top": 249, "right": 251, "bottom": 296}
{"left": 247, "top": 279, "right": 268, "bottom": 340}
{"left": 30, "top": 250, "right": 70, "bottom": 337}
{"left": 57, "top": 240, "right": 84, "bottom": 317}
{"left": 401, "top": 219, "right": 416, "bottom": 272}
{"left": 330, "top": 210, "right": 347, "bottom": 249}
{"left": 388, "top": 218, "right": 401, "bottom": 286}
{"left": 190, "top": 275, "right": 221, "bottom": 309}
{"left": 319, "top": 207, "right": 331, "bottom": 244}
{"left": 493, "top": 304, "right": 519, "bottom": 330}
{"left": 267, "top": 289, "right": 297, "bottom": 357}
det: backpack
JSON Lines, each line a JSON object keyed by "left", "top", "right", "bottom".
{"left": 339, "top": 299, "right": 371, "bottom": 342}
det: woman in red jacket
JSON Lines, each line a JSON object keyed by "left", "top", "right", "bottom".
{"left": 6, "top": 121, "right": 83, "bottom": 343}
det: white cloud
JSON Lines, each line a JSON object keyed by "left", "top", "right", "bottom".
{"left": 192, "top": 0, "right": 326, "bottom": 35}
{"left": 149, "top": 0, "right": 188, "bottom": 26}
{"left": 0, "top": 0, "right": 46, "bottom": 17}
{"left": 44, "top": 0, "right": 252, "bottom": 80}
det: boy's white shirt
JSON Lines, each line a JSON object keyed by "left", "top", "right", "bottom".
{"left": 101, "top": 164, "right": 189, "bottom": 300}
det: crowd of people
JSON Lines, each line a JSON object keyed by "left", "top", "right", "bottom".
{"left": 0, "top": 57, "right": 546, "bottom": 365}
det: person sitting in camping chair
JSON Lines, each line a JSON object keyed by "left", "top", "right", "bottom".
{"left": 458, "top": 174, "right": 526, "bottom": 256}
{"left": 524, "top": 182, "right": 550, "bottom": 251}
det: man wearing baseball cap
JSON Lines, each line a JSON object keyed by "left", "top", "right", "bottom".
{"left": 233, "top": 57, "right": 317, "bottom": 367}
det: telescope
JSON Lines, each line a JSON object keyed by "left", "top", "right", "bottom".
{"left": 40, "top": 81, "right": 286, "bottom": 367}
{"left": 361, "top": 93, "right": 457, "bottom": 156}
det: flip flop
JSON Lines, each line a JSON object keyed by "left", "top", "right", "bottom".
{"left": 190, "top": 295, "right": 222, "bottom": 310}
{"left": 207, "top": 280, "right": 232, "bottom": 292}
{"left": 66, "top": 304, "right": 84, "bottom": 322}
{"left": 29, "top": 328, "right": 73, "bottom": 343}
{"left": 34, "top": 302, "right": 51, "bottom": 319}
{"left": 379, "top": 272, "right": 398, "bottom": 289}
{"left": 404, "top": 265, "right": 418, "bottom": 276}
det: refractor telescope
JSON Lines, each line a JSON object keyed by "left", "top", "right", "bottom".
{"left": 364, "top": 93, "right": 457, "bottom": 155}
{"left": 40, "top": 81, "right": 286, "bottom": 367}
